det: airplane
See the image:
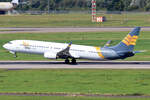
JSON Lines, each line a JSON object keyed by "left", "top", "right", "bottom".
{"left": 0, "top": 0, "right": 19, "bottom": 14}
{"left": 3, "top": 27, "right": 142, "bottom": 64}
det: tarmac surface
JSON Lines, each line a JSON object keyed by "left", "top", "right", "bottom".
{"left": 0, "top": 61, "right": 150, "bottom": 69}
{"left": 0, "top": 27, "right": 150, "bottom": 33}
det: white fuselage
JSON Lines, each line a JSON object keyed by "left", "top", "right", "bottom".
{"left": 3, "top": 40, "right": 105, "bottom": 60}
{"left": 0, "top": 2, "right": 14, "bottom": 11}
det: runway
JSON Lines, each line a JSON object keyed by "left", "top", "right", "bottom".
{"left": 0, "top": 27, "right": 150, "bottom": 33}
{"left": 0, "top": 61, "right": 150, "bottom": 69}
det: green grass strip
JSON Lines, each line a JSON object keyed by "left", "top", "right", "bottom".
{"left": 0, "top": 69, "right": 150, "bottom": 95}
{"left": 0, "top": 95, "right": 150, "bottom": 100}
{"left": 0, "top": 14, "right": 150, "bottom": 27}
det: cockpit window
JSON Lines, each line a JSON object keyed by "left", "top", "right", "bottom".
{"left": 8, "top": 42, "right": 12, "bottom": 44}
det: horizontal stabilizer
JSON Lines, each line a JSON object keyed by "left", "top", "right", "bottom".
{"left": 133, "top": 50, "right": 146, "bottom": 54}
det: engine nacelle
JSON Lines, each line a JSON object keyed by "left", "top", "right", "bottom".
{"left": 44, "top": 52, "right": 57, "bottom": 59}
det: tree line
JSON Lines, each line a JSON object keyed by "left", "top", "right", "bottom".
{"left": 1, "top": 0, "right": 150, "bottom": 11}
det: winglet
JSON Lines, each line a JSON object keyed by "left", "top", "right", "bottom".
{"left": 104, "top": 40, "right": 112, "bottom": 47}
{"left": 68, "top": 41, "right": 72, "bottom": 48}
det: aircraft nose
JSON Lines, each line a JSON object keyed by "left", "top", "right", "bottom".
{"left": 3, "top": 44, "right": 8, "bottom": 49}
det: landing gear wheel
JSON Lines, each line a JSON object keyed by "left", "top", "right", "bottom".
{"left": 14, "top": 52, "right": 17, "bottom": 58}
{"left": 65, "top": 59, "right": 70, "bottom": 64}
{"left": 71, "top": 58, "right": 77, "bottom": 64}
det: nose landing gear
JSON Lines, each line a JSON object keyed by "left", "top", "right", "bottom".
{"left": 9, "top": 51, "right": 17, "bottom": 58}
{"left": 14, "top": 52, "right": 17, "bottom": 58}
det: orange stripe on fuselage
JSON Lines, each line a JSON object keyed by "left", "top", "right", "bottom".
{"left": 95, "top": 47, "right": 104, "bottom": 59}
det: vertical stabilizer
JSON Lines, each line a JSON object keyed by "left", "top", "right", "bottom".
{"left": 111, "top": 27, "right": 141, "bottom": 52}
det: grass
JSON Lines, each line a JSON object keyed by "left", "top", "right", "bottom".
{"left": 0, "top": 13, "right": 150, "bottom": 27}
{"left": 0, "top": 95, "right": 150, "bottom": 100}
{"left": 0, "top": 31, "right": 149, "bottom": 61}
{"left": 0, "top": 69, "right": 150, "bottom": 95}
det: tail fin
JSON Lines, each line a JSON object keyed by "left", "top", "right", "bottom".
{"left": 11, "top": 0, "right": 19, "bottom": 5}
{"left": 111, "top": 27, "right": 141, "bottom": 52}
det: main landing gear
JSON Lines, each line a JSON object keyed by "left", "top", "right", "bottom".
{"left": 65, "top": 59, "right": 70, "bottom": 64}
{"left": 65, "top": 58, "right": 77, "bottom": 64}
{"left": 71, "top": 58, "right": 76, "bottom": 64}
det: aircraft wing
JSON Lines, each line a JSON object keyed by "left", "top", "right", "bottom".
{"left": 56, "top": 42, "right": 78, "bottom": 59}
{"left": 56, "top": 42, "right": 80, "bottom": 59}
